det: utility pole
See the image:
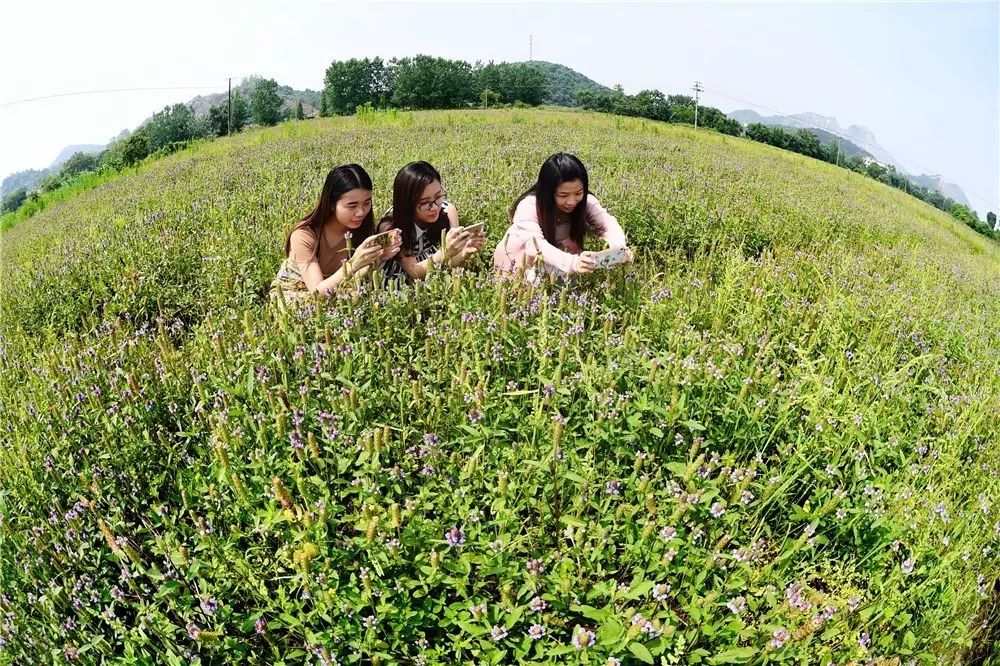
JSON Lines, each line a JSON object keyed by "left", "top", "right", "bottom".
{"left": 529, "top": 34, "right": 533, "bottom": 61}
{"left": 692, "top": 81, "right": 703, "bottom": 128}
{"left": 227, "top": 77, "right": 232, "bottom": 136}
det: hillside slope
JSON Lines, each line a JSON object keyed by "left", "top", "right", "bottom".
{"left": 1, "top": 110, "right": 998, "bottom": 664}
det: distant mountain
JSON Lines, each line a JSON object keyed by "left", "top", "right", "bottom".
{"left": 727, "top": 110, "right": 872, "bottom": 160}
{"left": 184, "top": 77, "right": 321, "bottom": 119}
{"left": 49, "top": 144, "right": 105, "bottom": 169}
{"left": 729, "top": 110, "right": 897, "bottom": 166}
{"left": 909, "top": 174, "right": 970, "bottom": 208}
{"left": 1, "top": 144, "right": 107, "bottom": 197}
{"left": 519, "top": 61, "right": 612, "bottom": 107}
{"left": 1, "top": 168, "right": 49, "bottom": 198}
{"left": 727, "top": 109, "right": 972, "bottom": 207}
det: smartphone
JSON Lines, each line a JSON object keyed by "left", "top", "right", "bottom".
{"left": 368, "top": 231, "right": 394, "bottom": 248}
{"left": 462, "top": 222, "right": 485, "bottom": 235}
{"left": 593, "top": 247, "right": 629, "bottom": 269}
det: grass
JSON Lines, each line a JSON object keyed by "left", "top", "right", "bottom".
{"left": 0, "top": 109, "right": 998, "bottom": 665}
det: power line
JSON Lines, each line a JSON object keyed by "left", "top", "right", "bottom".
{"left": 1, "top": 85, "right": 229, "bottom": 109}
{"left": 699, "top": 85, "right": 999, "bottom": 212}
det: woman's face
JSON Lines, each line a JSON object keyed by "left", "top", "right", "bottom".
{"left": 415, "top": 180, "right": 445, "bottom": 224}
{"left": 334, "top": 188, "right": 373, "bottom": 229}
{"left": 554, "top": 179, "right": 585, "bottom": 214}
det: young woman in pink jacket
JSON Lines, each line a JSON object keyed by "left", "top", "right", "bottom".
{"left": 493, "top": 152, "right": 632, "bottom": 282}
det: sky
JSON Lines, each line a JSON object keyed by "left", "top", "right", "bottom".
{"left": 1, "top": 0, "right": 997, "bottom": 217}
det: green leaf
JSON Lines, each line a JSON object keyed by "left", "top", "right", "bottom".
{"left": 626, "top": 580, "right": 653, "bottom": 600}
{"left": 709, "top": 647, "right": 757, "bottom": 664}
{"left": 628, "top": 641, "right": 654, "bottom": 664}
{"left": 665, "top": 462, "right": 688, "bottom": 477}
{"left": 457, "top": 621, "right": 487, "bottom": 636}
{"left": 571, "top": 604, "right": 608, "bottom": 622}
{"left": 559, "top": 515, "right": 587, "bottom": 528}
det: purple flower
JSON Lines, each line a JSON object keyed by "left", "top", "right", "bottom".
{"left": 652, "top": 583, "right": 671, "bottom": 601}
{"left": 770, "top": 627, "right": 790, "bottom": 648}
{"left": 526, "top": 558, "right": 544, "bottom": 575}
{"left": 187, "top": 624, "right": 201, "bottom": 640}
{"left": 726, "top": 596, "right": 746, "bottom": 615}
{"left": 542, "top": 384, "right": 555, "bottom": 397}
{"left": 529, "top": 596, "right": 548, "bottom": 612}
{"left": 528, "top": 623, "right": 546, "bottom": 639}
{"left": 572, "top": 627, "right": 596, "bottom": 649}
{"left": 423, "top": 432, "right": 440, "bottom": 446}
{"left": 445, "top": 527, "right": 465, "bottom": 548}
{"left": 468, "top": 408, "right": 483, "bottom": 424}
{"left": 490, "top": 624, "right": 508, "bottom": 641}
{"left": 200, "top": 597, "right": 218, "bottom": 615}
{"left": 605, "top": 659, "right": 622, "bottom": 666}
{"left": 786, "top": 582, "right": 812, "bottom": 612}
{"left": 255, "top": 617, "right": 266, "bottom": 635}
{"left": 858, "top": 631, "right": 871, "bottom": 649}
{"left": 710, "top": 502, "right": 726, "bottom": 518}
{"left": 606, "top": 480, "right": 621, "bottom": 495}
{"left": 901, "top": 557, "right": 915, "bottom": 574}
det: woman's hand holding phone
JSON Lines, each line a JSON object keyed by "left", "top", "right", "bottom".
{"left": 354, "top": 230, "right": 402, "bottom": 269}
{"left": 572, "top": 251, "right": 599, "bottom": 275}
{"left": 443, "top": 227, "right": 472, "bottom": 261}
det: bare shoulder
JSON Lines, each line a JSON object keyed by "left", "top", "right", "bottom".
{"left": 289, "top": 225, "right": 317, "bottom": 250}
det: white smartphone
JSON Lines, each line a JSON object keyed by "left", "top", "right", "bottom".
{"left": 593, "top": 247, "right": 629, "bottom": 269}
{"left": 462, "top": 222, "right": 485, "bottom": 235}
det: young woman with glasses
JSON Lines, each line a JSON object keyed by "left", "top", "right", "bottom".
{"left": 378, "top": 161, "right": 486, "bottom": 283}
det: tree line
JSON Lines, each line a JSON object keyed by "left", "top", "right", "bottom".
{"left": 574, "top": 87, "right": 997, "bottom": 241}
{"left": 319, "top": 56, "right": 548, "bottom": 115}
{"left": 1, "top": 78, "right": 295, "bottom": 218}
{"left": 3, "top": 56, "right": 996, "bottom": 241}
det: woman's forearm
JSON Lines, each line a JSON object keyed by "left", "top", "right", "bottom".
{"left": 405, "top": 248, "right": 447, "bottom": 280}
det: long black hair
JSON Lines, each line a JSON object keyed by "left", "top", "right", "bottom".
{"left": 511, "top": 152, "right": 600, "bottom": 250}
{"left": 285, "top": 164, "right": 375, "bottom": 258}
{"left": 389, "top": 161, "right": 450, "bottom": 256}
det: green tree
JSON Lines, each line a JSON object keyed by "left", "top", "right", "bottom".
{"left": 631, "top": 90, "right": 670, "bottom": 122}
{"left": 987, "top": 211, "right": 997, "bottom": 229}
{"left": 1, "top": 187, "right": 27, "bottom": 214}
{"left": 391, "top": 56, "right": 475, "bottom": 109}
{"left": 295, "top": 101, "right": 305, "bottom": 120}
{"left": 951, "top": 204, "right": 978, "bottom": 224}
{"left": 146, "top": 104, "right": 198, "bottom": 153}
{"left": 230, "top": 92, "right": 250, "bottom": 132}
{"left": 102, "top": 128, "right": 151, "bottom": 169}
{"left": 480, "top": 88, "right": 500, "bottom": 109}
{"left": 319, "top": 93, "right": 328, "bottom": 117}
{"left": 207, "top": 104, "right": 230, "bottom": 137}
{"left": 474, "top": 63, "right": 547, "bottom": 106}
{"left": 323, "top": 57, "right": 391, "bottom": 115}
{"left": 251, "top": 78, "right": 283, "bottom": 126}
{"left": 59, "top": 152, "right": 100, "bottom": 178}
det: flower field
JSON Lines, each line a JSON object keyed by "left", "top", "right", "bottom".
{"left": 1, "top": 109, "right": 998, "bottom": 664}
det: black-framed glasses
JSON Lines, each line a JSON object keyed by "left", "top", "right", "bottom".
{"left": 417, "top": 193, "right": 446, "bottom": 213}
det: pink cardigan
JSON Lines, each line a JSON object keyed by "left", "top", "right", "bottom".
{"left": 492, "top": 194, "right": 627, "bottom": 274}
